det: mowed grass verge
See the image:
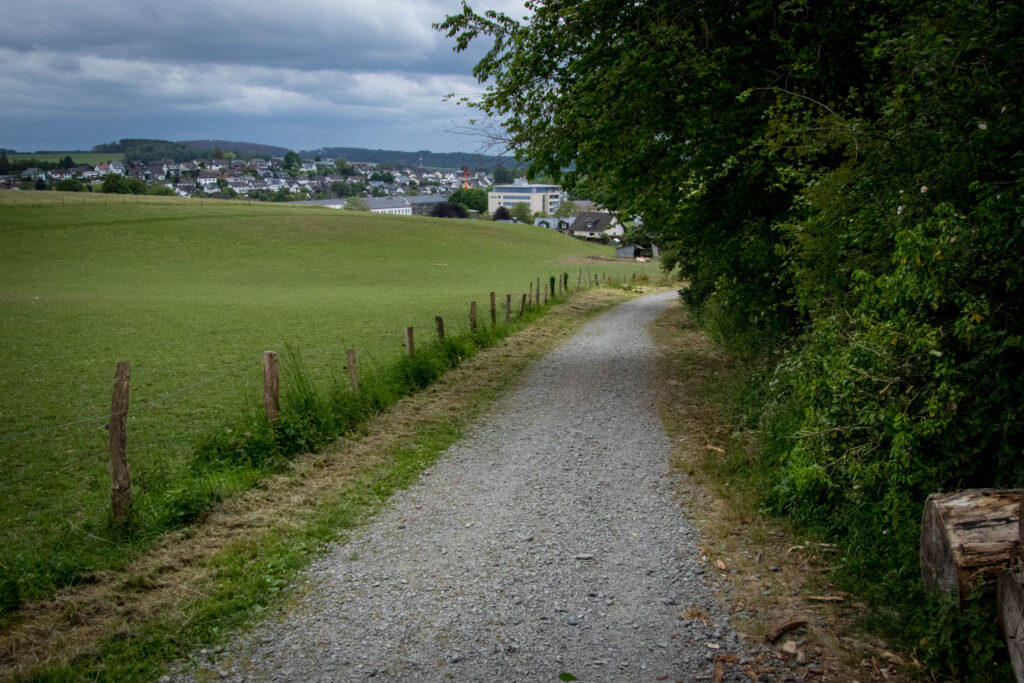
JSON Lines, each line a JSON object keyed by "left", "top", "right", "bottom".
{"left": 0, "top": 192, "right": 660, "bottom": 611}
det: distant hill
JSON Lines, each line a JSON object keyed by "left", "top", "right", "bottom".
{"left": 179, "top": 140, "right": 291, "bottom": 158}
{"left": 301, "top": 147, "right": 521, "bottom": 172}
{"left": 93, "top": 139, "right": 196, "bottom": 163}
{"left": 83, "top": 138, "right": 521, "bottom": 171}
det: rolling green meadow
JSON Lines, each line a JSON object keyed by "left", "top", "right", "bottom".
{"left": 0, "top": 192, "right": 659, "bottom": 608}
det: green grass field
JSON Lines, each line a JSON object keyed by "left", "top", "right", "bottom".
{"left": 7, "top": 151, "right": 125, "bottom": 165}
{"left": 0, "top": 192, "right": 661, "bottom": 605}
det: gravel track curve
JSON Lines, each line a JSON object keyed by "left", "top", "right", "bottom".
{"left": 184, "top": 291, "right": 745, "bottom": 682}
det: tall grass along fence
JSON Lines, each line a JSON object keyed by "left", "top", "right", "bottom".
{"left": 0, "top": 269, "right": 637, "bottom": 618}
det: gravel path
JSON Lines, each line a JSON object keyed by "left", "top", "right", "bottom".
{"left": 185, "top": 291, "right": 746, "bottom": 682}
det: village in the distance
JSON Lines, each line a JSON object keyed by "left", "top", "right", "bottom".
{"left": 0, "top": 144, "right": 657, "bottom": 258}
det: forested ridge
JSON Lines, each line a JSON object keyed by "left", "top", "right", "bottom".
{"left": 440, "top": 1, "right": 1024, "bottom": 678}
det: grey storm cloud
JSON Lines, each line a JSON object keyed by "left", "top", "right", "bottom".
{"left": 5, "top": 0, "right": 493, "bottom": 72}
{"left": 1, "top": 0, "right": 527, "bottom": 152}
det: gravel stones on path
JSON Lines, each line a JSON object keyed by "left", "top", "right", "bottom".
{"left": 185, "top": 291, "right": 746, "bottom": 682}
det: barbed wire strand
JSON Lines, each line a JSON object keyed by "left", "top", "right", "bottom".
{"left": 2, "top": 290, "right": 558, "bottom": 443}
{"left": 0, "top": 358, "right": 260, "bottom": 441}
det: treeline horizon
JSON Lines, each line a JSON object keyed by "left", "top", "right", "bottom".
{"left": 58, "top": 139, "right": 520, "bottom": 171}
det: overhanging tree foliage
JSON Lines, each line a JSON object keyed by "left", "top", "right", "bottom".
{"left": 431, "top": 202, "right": 470, "bottom": 218}
{"left": 440, "top": 1, "right": 1024, "bottom": 675}
{"left": 448, "top": 187, "right": 488, "bottom": 212}
{"left": 100, "top": 174, "right": 147, "bottom": 195}
{"left": 508, "top": 201, "right": 533, "bottom": 224}
{"left": 344, "top": 196, "right": 370, "bottom": 211}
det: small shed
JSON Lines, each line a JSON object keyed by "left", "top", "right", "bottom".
{"left": 616, "top": 244, "right": 659, "bottom": 259}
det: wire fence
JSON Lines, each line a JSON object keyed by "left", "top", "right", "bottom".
{"left": 0, "top": 358, "right": 261, "bottom": 441}
{"left": 0, "top": 269, "right": 630, "bottom": 498}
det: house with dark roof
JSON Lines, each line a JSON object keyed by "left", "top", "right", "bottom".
{"left": 568, "top": 212, "right": 624, "bottom": 240}
{"left": 534, "top": 217, "right": 572, "bottom": 231}
{"left": 364, "top": 197, "right": 412, "bottom": 215}
{"left": 406, "top": 194, "right": 448, "bottom": 216}
{"left": 287, "top": 197, "right": 411, "bottom": 215}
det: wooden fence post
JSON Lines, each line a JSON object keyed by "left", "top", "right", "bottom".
{"left": 470, "top": 301, "right": 477, "bottom": 331}
{"left": 506, "top": 294, "right": 511, "bottom": 323}
{"left": 406, "top": 326, "right": 415, "bottom": 356}
{"left": 490, "top": 292, "right": 496, "bottom": 325}
{"left": 536, "top": 278, "right": 541, "bottom": 305}
{"left": 345, "top": 348, "right": 359, "bottom": 391}
{"left": 108, "top": 360, "right": 132, "bottom": 524}
{"left": 435, "top": 316, "right": 445, "bottom": 339}
{"left": 263, "top": 351, "right": 280, "bottom": 423}
{"left": 520, "top": 293, "right": 527, "bottom": 316}
{"left": 529, "top": 281, "right": 533, "bottom": 307}
{"left": 578, "top": 269, "right": 582, "bottom": 290}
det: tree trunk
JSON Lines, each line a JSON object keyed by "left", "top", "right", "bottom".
{"left": 999, "top": 565, "right": 1024, "bottom": 683}
{"left": 920, "top": 489, "right": 1024, "bottom": 604}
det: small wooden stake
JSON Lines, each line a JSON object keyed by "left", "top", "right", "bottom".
{"left": 490, "top": 292, "right": 496, "bottom": 325}
{"left": 108, "top": 360, "right": 132, "bottom": 524}
{"left": 405, "top": 326, "right": 415, "bottom": 356}
{"left": 506, "top": 294, "right": 511, "bottom": 323}
{"left": 435, "top": 316, "right": 445, "bottom": 339}
{"left": 577, "top": 269, "right": 582, "bottom": 290}
{"left": 345, "top": 348, "right": 359, "bottom": 391}
{"left": 263, "top": 351, "right": 280, "bottom": 423}
{"left": 470, "top": 301, "right": 477, "bottom": 331}
{"left": 520, "top": 293, "right": 527, "bottom": 316}
{"left": 536, "top": 278, "right": 541, "bottom": 305}
{"left": 529, "top": 281, "right": 533, "bottom": 306}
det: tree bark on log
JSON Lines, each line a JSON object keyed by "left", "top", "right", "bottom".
{"left": 920, "top": 489, "right": 1024, "bottom": 604}
{"left": 1019, "top": 493, "right": 1024, "bottom": 567}
{"left": 998, "top": 565, "right": 1024, "bottom": 683}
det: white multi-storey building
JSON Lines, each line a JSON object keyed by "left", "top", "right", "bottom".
{"left": 488, "top": 179, "right": 563, "bottom": 216}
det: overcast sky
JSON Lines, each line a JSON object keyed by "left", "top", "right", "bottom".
{"left": 1, "top": 0, "right": 525, "bottom": 154}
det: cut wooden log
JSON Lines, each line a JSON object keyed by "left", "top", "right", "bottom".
{"left": 920, "top": 489, "right": 1024, "bottom": 604}
{"left": 1019, "top": 494, "right": 1024, "bottom": 568}
{"left": 998, "top": 566, "right": 1024, "bottom": 683}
